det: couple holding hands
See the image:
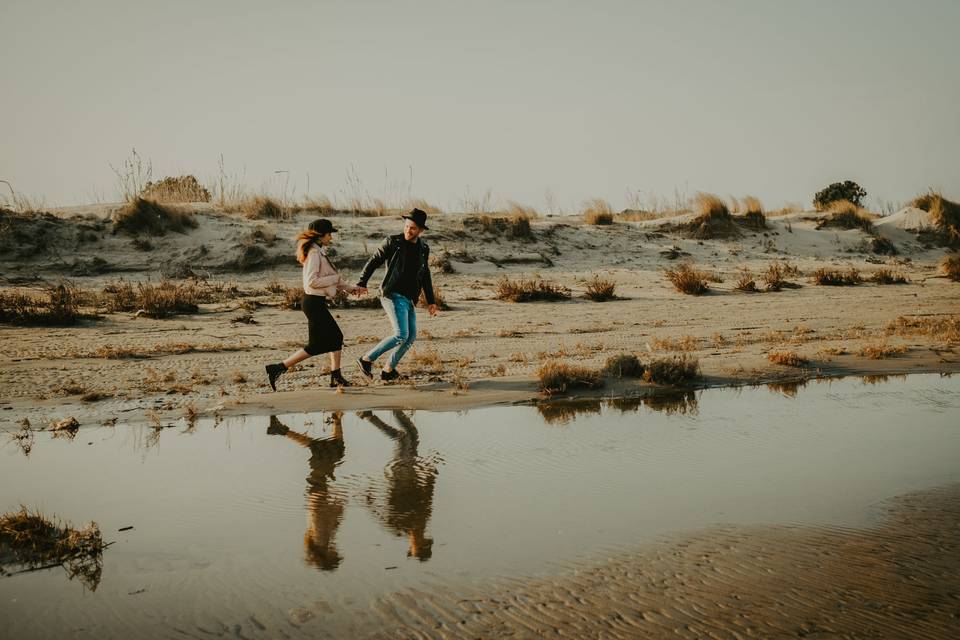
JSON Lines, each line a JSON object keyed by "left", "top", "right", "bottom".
{"left": 266, "top": 208, "right": 439, "bottom": 390}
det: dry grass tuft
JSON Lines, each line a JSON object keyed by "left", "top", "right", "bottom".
{"left": 816, "top": 200, "right": 874, "bottom": 232}
{"left": 940, "top": 254, "right": 960, "bottom": 281}
{"left": 0, "top": 506, "right": 106, "bottom": 590}
{"left": 762, "top": 260, "right": 801, "bottom": 291}
{"left": 584, "top": 274, "right": 617, "bottom": 301}
{"left": 767, "top": 350, "right": 809, "bottom": 367}
{"left": 429, "top": 251, "right": 454, "bottom": 274}
{"left": 858, "top": 342, "right": 908, "bottom": 359}
{"left": 642, "top": 354, "right": 700, "bottom": 385}
{"left": 653, "top": 335, "right": 700, "bottom": 351}
{"left": 102, "top": 280, "right": 206, "bottom": 317}
{"left": 868, "top": 269, "right": 908, "bottom": 285}
{"left": 885, "top": 315, "right": 960, "bottom": 343}
{"left": 112, "top": 198, "right": 197, "bottom": 236}
{"left": 912, "top": 190, "right": 960, "bottom": 246}
{"left": 737, "top": 196, "right": 766, "bottom": 230}
{"left": 870, "top": 236, "right": 897, "bottom": 255}
{"left": 495, "top": 276, "right": 571, "bottom": 302}
{"left": 236, "top": 196, "right": 290, "bottom": 221}
{"left": 735, "top": 268, "right": 759, "bottom": 292}
{"left": 140, "top": 175, "right": 211, "bottom": 203}
{"left": 537, "top": 361, "right": 604, "bottom": 393}
{"left": 419, "top": 285, "right": 451, "bottom": 310}
{"left": 602, "top": 354, "right": 644, "bottom": 378}
{"left": 811, "top": 267, "right": 862, "bottom": 286}
{"left": 681, "top": 193, "right": 739, "bottom": 239}
{"left": 582, "top": 199, "right": 614, "bottom": 225}
{"left": 0, "top": 283, "right": 83, "bottom": 325}
{"left": 664, "top": 263, "right": 709, "bottom": 295}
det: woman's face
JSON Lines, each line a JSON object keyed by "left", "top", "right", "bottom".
{"left": 320, "top": 232, "right": 333, "bottom": 246}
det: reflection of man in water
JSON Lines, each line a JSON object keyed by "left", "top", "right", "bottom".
{"left": 356, "top": 410, "right": 438, "bottom": 561}
{"left": 268, "top": 412, "right": 345, "bottom": 571}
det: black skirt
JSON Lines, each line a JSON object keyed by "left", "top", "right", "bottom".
{"left": 302, "top": 294, "right": 344, "bottom": 356}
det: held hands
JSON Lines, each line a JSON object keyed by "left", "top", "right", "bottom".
{"left": 428, "top": 304, "right": 439, "bottom": 317}
{"left": 354, "top": 285, "right": 368, "bottom": 297}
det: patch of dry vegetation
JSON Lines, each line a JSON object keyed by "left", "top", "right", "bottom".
{"left": 642, "top": 354, "right": 700, "bottom": 385}
{"left": 418, "top": 285, "right": 451, "bottom": 310}
{"left": 464, "top": 211, "right": 536, "bottom": 240}
{"left": 101, "top": 280, "right": 209, "bottom": 317}
{"left": 858, "top": 342, "right": 908, "bottom": 359}
{"left": 80, "top": 341, "right": 246, "bottom": 359}
{"left": 495, "top": 276, "right": 571, "bottom": 302}
{"left": 767, "top": 351, "right": 809, "bottom": 367}
{"left": 582, "top": 199, "right": 614, "bottom": 225}
{"left": 653, "top": 335, "right": 700, "bottom": 351}
{"left": 868, "top": 269, "right": 908, "bottom": 285}
{"left": 235, "top": 196, "right": 291, "bottom": 221}
{"left": 584, "top": 274, "right": 617, "bottom": 301}
{"left": 112, "top": 198, "right": 197, "bottom": 235}
{"left": 0, "top": 506, "right": 106, "bottom": 590}
{"left": 681, "top": 193, "right": 739, "bottom": 239}
{"left": 816, "top": 200, "right": 874, "bottom": 232}
{"left": 737, "top": 196, "right": 766, "bottom": 230}
{"left": 885, "top": 315, "right": 960, "bottom": 343}
{"left": 429, "top": 251, "right": 454, "bottom": 274}
{"left": 762, "top": 260, "right": 802, "bottom": 291}
{"left": 140, "top": 175, "right": 211, "bottom": 203}
{"left": 0, "top": 283, "right": 83, "bottom": 325}
{"left": 664, "top": 263, "right": 709, "bottom": 295}
{"left": 537, "top": 361, "right": 604, "bottom": 393}
{"left": 912, "top": 190, "right": 960, "bottom": 246}
{"left": 811, "top": 267, "right": 862, "bottom": 286}
{"left": 735, "top": 268, "right": 759, "bottom": 292}
{"left": 870, "top": 236, "right": 897, "bottom": 255}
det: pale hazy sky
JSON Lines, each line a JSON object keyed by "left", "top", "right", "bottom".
{"left": 3, "top": 0, "right": 959, "bottom": 211}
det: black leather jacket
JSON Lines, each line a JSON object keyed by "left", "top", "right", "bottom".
{"left": 357, "top": 234, "right": 435, "bottom": 305}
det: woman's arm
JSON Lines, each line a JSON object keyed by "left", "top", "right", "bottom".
{"left": 305, "top": 250, "right": 341, "bottom": 290}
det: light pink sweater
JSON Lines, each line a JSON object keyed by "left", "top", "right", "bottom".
{"left": 303, "top": 245, "right": 360, "bottom": 298}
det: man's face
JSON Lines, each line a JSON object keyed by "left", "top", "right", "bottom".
{"left": 403, "top": 219, "right": 423, "bottom": 242}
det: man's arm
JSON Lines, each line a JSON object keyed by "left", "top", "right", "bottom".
{"left": 421, "top": 244, "right": 437, "bottom": 307}
{"left": 357, "top": 236, "right": 393, "bottom": 287}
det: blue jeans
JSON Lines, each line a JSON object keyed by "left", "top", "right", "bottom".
{"left": 364, "top": 293, "right": 417, "bottom": 369}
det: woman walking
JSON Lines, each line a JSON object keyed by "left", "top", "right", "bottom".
{"left": 266, "top": 219, "right": 365, "bottom": 390}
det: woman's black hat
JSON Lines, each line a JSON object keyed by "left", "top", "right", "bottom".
{"left": 402, "top": 208, "right": 429, "bottom": 230}
{"left": 308, "top": 218, "right": 337, "bottom": 234}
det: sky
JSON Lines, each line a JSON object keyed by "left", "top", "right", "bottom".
{"left": 2, "top": 0, "right": 959, "bottom": 212}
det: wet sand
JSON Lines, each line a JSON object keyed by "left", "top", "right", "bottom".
{"left": 357, "top": 484, "right": 960, "bottom": 639}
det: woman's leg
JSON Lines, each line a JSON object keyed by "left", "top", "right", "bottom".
{"left": 363, "top": 294, "right": 408, "bottom": 363}
{"left": 329, "top": 350, "right": 342, "bottom": 371}
{"left": 387, "top": 297, "right": 416, "bottom": 370}
{"left": 284, "top": 349, "right": 310, "bottom": 369}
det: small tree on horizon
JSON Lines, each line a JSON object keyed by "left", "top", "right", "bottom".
{"left": 813, "top": 180, "right": 867, "bottom": 211}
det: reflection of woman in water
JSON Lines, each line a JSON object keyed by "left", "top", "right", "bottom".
{"left": 267, "top": 412, "right": 346, "bottom": 571}
{"left": 356, "top": 410, "right": 439, "bottom": 561}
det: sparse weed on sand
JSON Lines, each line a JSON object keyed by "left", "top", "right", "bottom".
{"left": 582, "top": 199, "right": 614, "bottom": 225}
{"left": 858, "top": 342, "right": 908, "bottom": 359}
{"left": 584, "top": 274, "right": 617, "bottom": 301}
{"left": 737, "top": 196, "right": 766, "bottom": 231}
{"left": 664, "top": 263, "right": 709, "bottom": 295}
{"left": 940, "top": 254, "right": 960, "bottom": 281}
{"left": 112, "top": 198, "right": 197, "bottom": 236}
{"left": 868, "top": 269, "right": 908, "bottom": 285}
{"left": 0, "top": 283, "right": 83, "bottom": 326}
{"left": 602, "top": 354, "right": 644, "bottom": 378}
{"left": 816, "top": 200, "right": 874, "bottom": 232}
{"left": 537, "top": 360, "right": 604, "bottom": 393}
{"left": 767, "top": 351, "right": 809, "bottom": 367}
{"left": 911, "top": 190, "right": 960, "bottom": 246}
{"left": 495, "top": 276, "right": 571, "bottom": 302}
{"left": 811, "top": 268, "right": 862, "bottom": 286}
{"left": 680, "top": 193, "right": 739, "bottom": 239}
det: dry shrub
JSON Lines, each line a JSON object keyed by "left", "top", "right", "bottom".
{"left": 140, "top": 175, "right": 211, "bottom": 203}
{"left": 0, "top": 506, "right": 106, "bottom": 591}
{"left": 465, "top": 211, "right": 535, "bottom": 239}
{"left": 84, "top": 341, "right": 245, "bottom": 359}
{"left": 868, "top": 269, "right": 908, "bottom": 285}
{"left": 642, "top": 354, "right": 700, "bottom": 385}
{"left": 811, "top": 267, "right": 862, "bottom": 286}
{"left": 767, "top": 351, "right": 809, "bottom": 367}
{"left": 858, "top": 342, "right": 908, "bottom": 359}
{"left": 602, "top": 354, "right": 644, "bottom": 378}
{"left": 0, "top": 283, "right": 82, "bottom": 325}
{"left": 653, "top": 335, "right": 700, "bottom": 351}
{"left": 584, "top": 274, "right": 617, "bottom": 301}
{"left": 282, "top": 286, "right": 302, "bottom": 310}
{"left": 103, "top": 280, "right": 204, "bottom": 317}
{"left": 302, "top": 195, "right": 336, "bottom": 214}
{"left": 419, "top": 285, "right": 451, "bottom": 310}
{"left": 885, "top": 315, "right": 960, "bottom": 343}
{"left": 237, "top": 196, "right": 289, "bottom": 221}
{"left": 582, "top": 199, "right": 614, "bottom": 225}
{"left": 495, "top": 276, "right": 571, "bottom": 302}
{"left": 816, "top": 200, "right": 874, "bottom": 232}
{"left": 537, "top": 360, "right": 604, "bottom": 393}
{"left": 408, "top": 349, "right": 445, "bottom": 375}
{"left": 430, "top": 251, "right": 454, "bottom": 274}
{"left": 940, "top": 254, "right": 960, "bottom": 281}
{"left": 112, "top": 197, "right": 197, "bottom": 236}
{"left": 681, "top": 193, "right": 739, "bottom": 239}
{"left": 911, "top": 191, "right": 960, "bottom": 246}
{"left": 664, "top": 263, "right": 709, "bottom": 295}
{"left": 737, "top": 196, "right": 766, "bottom": 230}
{"left": 870, "top": 236, "right": 897, "bottom": 255}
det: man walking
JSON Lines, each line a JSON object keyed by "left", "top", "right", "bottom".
{"left": 356, "top": 208, "right": 439, "bottom": 381}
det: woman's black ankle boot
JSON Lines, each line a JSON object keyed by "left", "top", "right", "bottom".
{"left": 266, "top": 362, "right": 287, "bottom": 391}
{"left": 330, "top": 369, "right": 351, "bottom": 388}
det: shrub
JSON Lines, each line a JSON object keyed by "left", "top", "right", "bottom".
{"left": 858, "top": 342, "right": 908, "bottom": 359}
{"left": 735, "top": 268, "right": 759, "bottom": 292}
{"left": 238, "top": 196, "right": 288, "bottom": 220}
{"left": 680, "top": 193, "right": 739, "bottom": 239}
{"left": 941, "top": 254, "right": 960, "bottom": 281}
{"left": 419, "top": 285, "right": 451, "bottom": 310}
{"left": 102, "top": 280, "right": 208, "bottom": 317}
{"left": 813, "top": 180, "right": 867, "bottom": 211}
{"left": 811, "top": 267, "right": 861, "bottom": 286}
{"left": 584, "top": 274, "right": 617, "bottom": 301}
{"left": 582, "top": 199, "right": 614, "bottom": 225}
{"left": 430, "top": 251, "right": 454, "bottom": 273}
{"left": 642, "top": 354, "right": 700, "bottom": 385}
{"left": 738, "top": 196, "right": 766, "bottom": 230}
{"left": 870, "top": 235, "right": 897, "bottom": 255}
{"left": 664, "top": 263, "right": 709, "bottom": 295}
{"left": 602, "top": 354, "right": 644, "bottom": 378}
{"left": 816, "top": 200, "right": 874, "bottom": 232}
{"left": 537, "top": 361, "right": 604, "bottom": 393}
{"left": 911, "top": 191, "right": 960, "bottom": 246}
{"left": 495, "top": 276, "right": 571, "bottom": 302}
{"left": 112, "top": 198, "right": 197, "bottom": 236}
{"left": 140, "top": 175, "right": 211, "bottom": 203}
{"left": 767, "top": 350, "right": 809, "bottom": 367}
{"left": 0, "top": 283, "right": 83, "bottom": 325}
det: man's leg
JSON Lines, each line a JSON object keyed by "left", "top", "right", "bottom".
{"left": 363, "top": 294, "right": 407, "bottom": 365}
{"left": 387, "top": 296, "right": 417, "bottom": 371}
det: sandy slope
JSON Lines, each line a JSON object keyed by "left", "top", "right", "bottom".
{"left": 1, "top": 204, "right": 958, "bottom": 431}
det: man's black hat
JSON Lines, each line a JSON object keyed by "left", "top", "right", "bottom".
{"left": 308, "top": 218, "right": 338, "bottom": 234}
{"left": 402, "top": 208, "right": 429, "bottom": 230}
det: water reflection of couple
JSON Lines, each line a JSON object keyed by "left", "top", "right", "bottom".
{"left": 267, "top": 410, "right": 438, "bottom": 571}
